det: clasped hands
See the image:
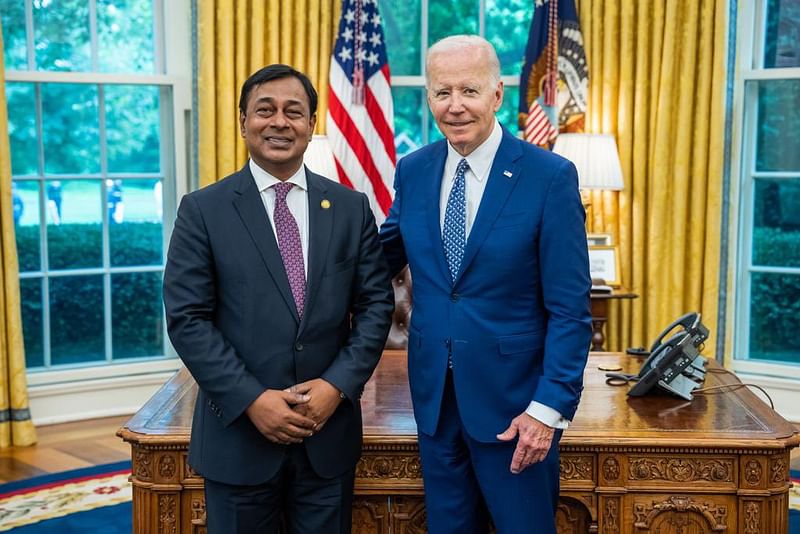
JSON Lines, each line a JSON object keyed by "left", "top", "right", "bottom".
{"left": 245, "top": 378, "right": 343, "bottom": 445}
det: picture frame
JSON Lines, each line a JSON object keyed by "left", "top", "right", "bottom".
{"left": 587, "top": 233, "right": 613, "bottom": 246}
{"left": 588, "top": 246, "right": 619, "bottom": 286}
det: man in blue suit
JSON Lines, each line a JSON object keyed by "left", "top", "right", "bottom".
{"left": 164, "top": 64, "right": 393, "bottom": 533}
{"left": 380, "top": 36, "right": 592, "bottom": 533}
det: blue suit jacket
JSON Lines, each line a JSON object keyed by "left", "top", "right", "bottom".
{"left": 164, "top": 164, "right": 394, "bottom": 484}
{"left": 380, "top": 127, "right": 592, "bottom": 442}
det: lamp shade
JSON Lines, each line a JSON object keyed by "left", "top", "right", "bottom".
{"left": 552, "top": 133, "right": 624, "bottom": 190}
{"left": 303, "top": 135, "right": 338, "bottom": 179}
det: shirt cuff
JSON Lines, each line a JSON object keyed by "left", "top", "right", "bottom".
{"left": 525, "top": 401, "right": 570, "bottom": 429}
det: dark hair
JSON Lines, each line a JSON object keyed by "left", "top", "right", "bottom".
{"left": 238, "top": 64, "right": 318, "bottom": 116}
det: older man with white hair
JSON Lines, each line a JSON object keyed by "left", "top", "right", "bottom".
{"left": 380, "top": 35, "right": 592, "bottom": 533}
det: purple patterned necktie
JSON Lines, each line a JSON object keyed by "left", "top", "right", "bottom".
{"left": 272, "top": 182, "right": 306, "bottom": 318}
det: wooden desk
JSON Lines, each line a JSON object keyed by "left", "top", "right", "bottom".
{"left": 590, "top": 290, "right": 637, "bottom": 350}
{"left": 118, "top": 351, "right": 799, "bottom": 533}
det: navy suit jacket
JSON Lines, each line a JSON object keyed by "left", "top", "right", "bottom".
{"left": 380, "top": 127, "right": 592, "bottom": 442}
{"left": 163, "top": 164, "right": 393, "bottom": 485}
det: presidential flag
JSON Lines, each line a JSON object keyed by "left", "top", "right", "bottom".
{"left": 518, "top": 0, "right": 588, "bottom": 147}
{"left": 327, "top": 0, "right": 396, "bottom": 224}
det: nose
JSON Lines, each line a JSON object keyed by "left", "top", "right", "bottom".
{"left": 270, "top": 111, "right": 289, "bottom": 128}
{"left": 448, "top": 93, "right": 465, "bottom": 113}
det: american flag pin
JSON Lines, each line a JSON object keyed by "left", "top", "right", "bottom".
{"left": 503, "top": 170, "right": 513, "bottom": 178}
{"left": 321, "top": 199, "right": 331, "bottom": 209}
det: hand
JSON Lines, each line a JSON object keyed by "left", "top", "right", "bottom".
{"left": 245, "top": 389, "right": 316, "bottom": 445}
{"left": 286, "top": 379, "right": 343, "bottom": 432}
{"left": 496, "top": 412, "right": 555, "bottom": 474}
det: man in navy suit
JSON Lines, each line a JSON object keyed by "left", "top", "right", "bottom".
{"left": 164, "top": 64, "right": 393, "bottom": 534}
{"left": 380, "top": 36, "right": 592, "bottom": 534}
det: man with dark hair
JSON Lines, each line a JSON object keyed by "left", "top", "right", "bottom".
{"left": 164, "top": 64, "right": 393, "bottom": 534}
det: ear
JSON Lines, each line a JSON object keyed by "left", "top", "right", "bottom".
{"left": 239, "top": 112, "right": 246, "bottom": 137}
{"left": 309, "top": 112, "right": 317, "bottom": 137}
{"left": 493, "top": 80, "right": 504, "bottom": 112}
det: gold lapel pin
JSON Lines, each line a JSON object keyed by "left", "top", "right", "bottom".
{"left": 321, "top": 199, "right": 331, "bottom": 209}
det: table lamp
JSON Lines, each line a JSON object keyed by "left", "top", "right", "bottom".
{"left": 552, "top": 133, "right": 624, "bottom": 203}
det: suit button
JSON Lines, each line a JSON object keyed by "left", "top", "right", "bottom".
{"left": 450, "top": 293, "right": 460, "bottom": 302}
{"left": 295, "top": 343, "right": 304, "bottom": 351}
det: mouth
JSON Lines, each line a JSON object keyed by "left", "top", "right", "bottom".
{"left": 445, "top": 120, "right": 473, "bottom": 128}
{"left": 264, "top": 136, "right": 293, "bottom": 147}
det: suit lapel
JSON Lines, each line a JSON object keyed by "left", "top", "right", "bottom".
{"left": 231, "top": 165, "right": 300, "bottom": 323}
{"left": 454, "top": 130, "right": 523, "bottom": 286}
{"left": 423, "top": 142, "right": 452, "bottom": 284}
{"left": 299, "top": 170, "right": 333, "bottom": 335}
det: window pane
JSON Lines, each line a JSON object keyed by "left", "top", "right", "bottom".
{"left": 14, "top": 180, "right": 41, "bottom": 272}
{"left": 392, "top": 87, "right": 424, "bottom": 157}
{"left": 752, "top": 178, "right": 800, "bottom": 268}
{"left": 378, "top": 0, "right": 421, "bottom": 75}
{"left": 33, "top": 0, "right": 91, "bottom": 71}
{"left": 50, "top": 275, "right": 105, "bottom": 365}
{"left": 42, "top": 83, "right": 100, "bottom": 174}
{"left": 5, "top": 82, "right": 38, "bottom": 176}
{"left": 753, "top": 79, "right": 800, "bottom": 172}
{"left": 0, "top": 0, "right": 28, "bottom": 70}
{"left": 749, "top": 272, "right": 800, "bottom": 364}
{"left": 112, "top": 271, "right": 163, "bottom": 359}
{"left": 486, "top": 0, "right": 533, "bottom": 75}
{"left": 105, "top": 85, "right": 161, "bottom": 172}
{"left": 764, "top": 0, "right": 800, "bottom": 68}
{"left": 98, "top": 0, "right": 155, "bottom": 73}
{"left": 428, "top": 0, "right": 478, "bottom": 46}
{"left": 110, "top": 179, "right": 163, "bottom": 266}
{"left": 497, "top": 85, "right": 520, "bottom": 134}
{"left": 47, "top": 180, "right": 102, "bottom": 270}
{"left": 20, "top": 278, "right": 44, "bottom": 368}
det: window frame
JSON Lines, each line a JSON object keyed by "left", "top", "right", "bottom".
{"left": 4, "top": 0, "right": 192, "bottom": 385}
{"left": 730, "top": 0, "right": 800, "bottom": 379}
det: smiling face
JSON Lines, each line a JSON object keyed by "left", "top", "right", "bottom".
{"left": 239, "top": 76, "right": 317, "bottom": 180}
{"left": 426, "top": 45, "right": 503, "bottom": 156}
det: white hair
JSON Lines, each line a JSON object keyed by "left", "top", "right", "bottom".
{"left": 425, "top": 35, "right": 501, "bottom": 86}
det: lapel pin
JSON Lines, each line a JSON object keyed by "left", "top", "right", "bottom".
{"left": 321, "top": 199, "right": 331, "bottom": 209}
{"left": 503, "top": 170, "right": 513, "bottom": 178}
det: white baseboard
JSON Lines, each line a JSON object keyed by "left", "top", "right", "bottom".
{"left": 735, "top": 372, "right": 800, "bottom": 424}
{"left": 28, "top": 370, "right": 178, "bottom": 426}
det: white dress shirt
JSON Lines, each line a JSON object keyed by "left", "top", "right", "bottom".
{"left": 438, "top": 120, "right": 569, "bottom": 430}
{"left": 249, "top": 160, "right": 310, "bottom": 278}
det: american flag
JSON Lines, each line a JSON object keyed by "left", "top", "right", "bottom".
{"left": 327, "top": 0, "right": 396, "bottom": 224}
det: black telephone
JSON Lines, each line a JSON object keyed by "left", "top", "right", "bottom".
{"left": 609, "top": 312, "right": 710, "bottom": 400}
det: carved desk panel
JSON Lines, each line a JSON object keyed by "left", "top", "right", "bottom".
{"left": 118, "top": 351, "right": 799, "bottom": 533}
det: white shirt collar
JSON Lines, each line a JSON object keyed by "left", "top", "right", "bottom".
{"left": 249, "top": 159, "right": 308, "bottom": 192}
{"left": 445, "top": 120, "right": 503, "bottom": 182}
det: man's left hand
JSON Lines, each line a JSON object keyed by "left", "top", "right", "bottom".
{"left": 286, "top": 379, "right": 343, "bottom": 432}
{"left": 496, "top": 413, "right": 555, "bottom": 474}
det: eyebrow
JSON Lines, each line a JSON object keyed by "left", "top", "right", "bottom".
{"left": 252, "top": 96, "right": 305, "bottom": 107}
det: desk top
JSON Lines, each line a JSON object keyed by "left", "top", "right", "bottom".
{"left": 120, "top": 351, "right": 799, "bottom": 452}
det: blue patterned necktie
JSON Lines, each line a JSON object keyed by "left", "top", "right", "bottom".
{"left": 443, "top": 158, "right": 469, "bottom": 283}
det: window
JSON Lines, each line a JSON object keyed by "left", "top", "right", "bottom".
{"left": 733, "top": 0, "right": 800, "bottom": 375}
{"left": 378, "top": 0, "right": 533, "bottom": 156}
{"left": 1, "top": 0, "right": 188, "bottom": 372}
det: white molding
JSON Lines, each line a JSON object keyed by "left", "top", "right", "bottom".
{"left": 734, "top": 372, "right": 800, "bottom": 424}
{"left": 28, "top": 369, "right": 180, "bottom": 425}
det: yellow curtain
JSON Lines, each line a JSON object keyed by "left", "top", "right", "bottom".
{"left": 197, "top": 0, "right": 340, "bottom": 187}
{"left": 578, "top": 0, "right": 727, "bottom": 352}
{"left": 0, "top": 25, "right": 37, "bottom": 447}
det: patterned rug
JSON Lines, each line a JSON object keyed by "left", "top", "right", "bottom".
{"left": 0, "top": 461, "right": 131, "bottom": 532}
{"left": 792, "top": 470, "right": 800, "bottom": 532}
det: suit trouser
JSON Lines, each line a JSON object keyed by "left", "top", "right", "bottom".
{"left": 204, "top": 444, "right": 355, "bottom": 534}
{"left": 417, "top": 371, "right": 561, "bottom": 534}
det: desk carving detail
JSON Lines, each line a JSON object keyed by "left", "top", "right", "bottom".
{"left": 633, "top": 496, "right": 728, "bottom": 532}
{"left": 628, "top": 457, "right": 733, "bottom": 483}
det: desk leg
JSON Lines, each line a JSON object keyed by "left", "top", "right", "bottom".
{"left": 590, "top": 298, "right": 608, "bottom": 351}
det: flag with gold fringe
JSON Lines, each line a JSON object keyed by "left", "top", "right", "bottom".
{"left": 518, "top": 0, "right": 588, "bottom": 147}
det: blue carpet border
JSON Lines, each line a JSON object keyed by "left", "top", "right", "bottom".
{"left": 0, "top": 460, "right": 131, "bottom": 495}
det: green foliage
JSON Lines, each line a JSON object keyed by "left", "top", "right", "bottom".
{"left": 749, "top": 228, "right": 800, "bottom": 362}
{"left": 112, "top": 272, "right": 164, "bottom": 359}
{"left": 756, "top": 80, "right": 800, "bottom": 172}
